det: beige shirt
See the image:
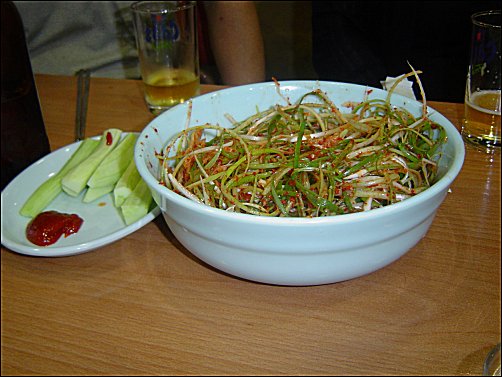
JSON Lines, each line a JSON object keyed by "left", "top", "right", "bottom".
{"left": 15, "top": 1, "right": 140, "bottom": 78}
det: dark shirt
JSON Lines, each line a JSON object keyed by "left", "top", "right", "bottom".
{"left": 312, "top": 1, "right": 500, "bottom": 102}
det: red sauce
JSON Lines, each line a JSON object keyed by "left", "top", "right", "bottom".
{"left": 106, "top": 131, "right": 113, "bottom": 145}
{"left": 26, "top": 210, "right": 84, "bottom": 246}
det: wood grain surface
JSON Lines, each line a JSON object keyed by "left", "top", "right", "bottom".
{"left": 1, "top": 74, "right": 500, "bottom": 376}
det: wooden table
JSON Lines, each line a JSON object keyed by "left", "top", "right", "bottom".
{"left": 2, "top": 74, "right": 500, "bottom": 375}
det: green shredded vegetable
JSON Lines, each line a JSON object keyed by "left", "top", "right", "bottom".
{"left": 157, "top": 71, "right": 447, "bottom": 218}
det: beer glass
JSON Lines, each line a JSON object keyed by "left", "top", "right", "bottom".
{"left": 461, "top": 10, "right": 501, "bottom": 149}
{"left": 131, "top": 1, "right": 200, "bottom": 115}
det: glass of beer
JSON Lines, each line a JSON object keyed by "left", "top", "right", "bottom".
{"left": 131, "top": 1, "right": 200, "bottom": 115}
{"left": 462, "top": 10, "right": 501, "bottom": 150}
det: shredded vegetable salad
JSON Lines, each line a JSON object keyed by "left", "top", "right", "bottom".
{"left": 157, "top": 71, "right": 447, "bottom": 217}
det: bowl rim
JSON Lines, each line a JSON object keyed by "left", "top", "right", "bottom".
{"left": 135, "top": 80, "right": 466, "bottom": 225}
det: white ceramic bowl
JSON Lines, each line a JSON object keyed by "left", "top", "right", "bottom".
{"left": 135, "top": 80, "right": 465, "bottom": 286}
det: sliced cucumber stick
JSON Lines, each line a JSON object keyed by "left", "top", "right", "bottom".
{"left": 114, "top": 158, "right": 142, "bottom": 208}
{"left": 62, "top": 128, "right": 122, "bottom": 197}
{"left": 83, "top": 184, "right": 115, "bottom": 203}
{"left": 87, "top": 133, "right": 138, "bottom": 188}
{"left": 19, "top": 138, "right": 100, "bottom": 217}
{"left": 121, "top": 178, "right": 153, "bottom": 225}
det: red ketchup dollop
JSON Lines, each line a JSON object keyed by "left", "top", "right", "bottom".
{"left": 26, "top": 210, "right": 84, "bottom": 246}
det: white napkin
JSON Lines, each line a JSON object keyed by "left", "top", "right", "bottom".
{"left": 380, "top": 75, "right": 416, "bottom": 99}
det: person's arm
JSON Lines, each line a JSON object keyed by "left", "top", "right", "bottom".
{"left": 203, "top": 1, "right": 266, "bottom": 85}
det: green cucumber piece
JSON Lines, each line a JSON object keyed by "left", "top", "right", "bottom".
{"left": 87, "top": 133, "right": 138, "bottom": 188}
{"left": 62, "top": 128, "right": 122, "bottom": 197}
{"left": 113, "top": 158, "right": 141, "bottom": 207}
{"left": 120, "top": 178, "right": 153, "bottom": 225}
{"left": 82, "top": 184, "right": 115, "bottom": 203}
{"left": 19, "top": 138, "right": 100, "bottom": 218}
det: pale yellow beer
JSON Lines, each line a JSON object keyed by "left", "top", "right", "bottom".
{"left": 143, "top": 68, "right": 200, "bottom": 111}
{"left": 462, "top": 90, "right": 501, "bottom": 147}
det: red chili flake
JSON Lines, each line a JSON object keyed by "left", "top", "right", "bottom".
{"left": 240, "top": 192, "right": 253, "bottom": 202}
{"left": 106, "top": 131, "right": 113, "bottom": 145}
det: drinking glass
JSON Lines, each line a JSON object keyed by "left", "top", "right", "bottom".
{"left": 461, "top": 10, "right": 501, "bottom": 149}
{"left": 131, "top": 1, "right": 200, "bottom": 115}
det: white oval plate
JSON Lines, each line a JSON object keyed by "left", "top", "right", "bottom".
{"left": 1, "top": 134, "right": 161, "bottom": 257}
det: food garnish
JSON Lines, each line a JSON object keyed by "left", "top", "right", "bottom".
{"left": 158, "top": 71, "right": 447, "bottom": 217}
